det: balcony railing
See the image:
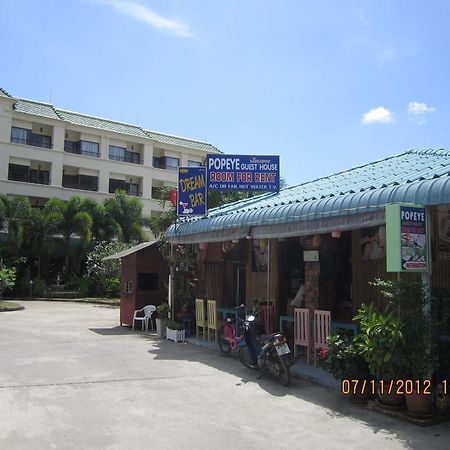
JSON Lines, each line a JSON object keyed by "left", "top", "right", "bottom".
{"left": 153, "top": 156, "right": 179, "bottom": 170}
{"left": 64, "top": 140, "right": 100, "bottom": 158}
{"left": 62, "top": 174, "right": 98, "bottom": 192}
{"left": 109, "top": 150, "right": 142, "bottom": 165}
{"left": 8, "top": 164, "right": 50, "bottom": 185}
{"left": 11, "top": 130, "right": 51, "bottom": 149}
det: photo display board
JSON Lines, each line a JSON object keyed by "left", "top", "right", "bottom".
{"left": 386, "top": 204, "right": 428, "bottom": 272}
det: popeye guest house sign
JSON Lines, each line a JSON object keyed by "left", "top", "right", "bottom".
{"left": 206, "top": 155, "right": 280, "bottom": 192}
{"left": 386, "top": 204, "right": 428, "bottom": 272}
{"left": 177, "top": 167, "right": 207, "bottom": 216}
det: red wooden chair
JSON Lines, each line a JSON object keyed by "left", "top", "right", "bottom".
{"left": 294, "top": 308, "right": 311, "bottom": 363}
{"left": 313, "top": 309, "right": 331, "bottom": 367}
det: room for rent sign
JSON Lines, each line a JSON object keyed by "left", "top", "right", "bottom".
{"left": 206, "top": 155, "right": 280, "bottom": 192}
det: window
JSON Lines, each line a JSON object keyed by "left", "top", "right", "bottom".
{"left": 152, "top": 156, "right": 179, "bottom": 170}
{"left": 109, "top": 178, "right": 126, "bottom": 194}
{"left": 188, "top": 160, "right": 202, "bottom": 167}
{"left": 11, "top": 127, "right": 30, "bottom": 145}
{"left": 11, "top": 126, "right": 51, "bottom": 148}
{"left": 79, "top": 175, "right": 98, "bottom": 191}
{"left": 124, "top": 150, "right": 140, "bottom": 164}
{"left": 63, "top": 174, "right": 98, "bottom": 191}
{"left": 164, "top": 156, "right": 179, "bottom": 170}
{"left": 64, "top": 140, "right": 78, "bottom": 153}
{"left": 8, "top": 164, "right": 29, "bottom": 182}
{"left": 80, "top": 141, "right": 99, "bottom": 157}
{"left": 126, "top": 182, "right": 139, "bottom": 196}
{"left": 29, "top": 169, "right": 50, "bottom": 185}
{"left": 8, "top": 164, "right": 50, "bottom": 185}
{"left": 64, "top": 140, "right": 99, "bottom": 157}
{"left": 109, "top": 145, "right": 126, "bottom": 161}
{"left": 124, "top": 281, "right": 133, "bottom": 294}
{"left": 30, "top": 134, "right": 51, "bottom": 149}
{"left": 137, "top": 273, "right": 158, "bottom": 291}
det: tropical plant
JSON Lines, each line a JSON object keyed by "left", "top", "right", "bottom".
{"left": 80, "top": 199, "right": 120, "bottom": 242}
{"left": 156, "top": 303, "right": 170, "bottom": 319}
{"left": 104, "top": 190, "right": 148, "bottom": 243}
{"left": 0, "top": 194, "right": 31, "bottom": 260}
{"left": 85, "top": 241, "right": 130, "bottom": 297}
{"left": 323, "top": 334, "right": 370, "bottom": 381}
{"left": 354, "top": 303, "right": 404, "bottom": 379}
{"left": 0, "top": 265, "right": 16, "bottom": 298}
{"left": 44, "top": 197, "right": 93, "bottom": 272}
{"left": 22, "top": 207, "right": 62, "bottom": 277}
{"left": 371, "top": 278, "right": 438, "bottom": 380}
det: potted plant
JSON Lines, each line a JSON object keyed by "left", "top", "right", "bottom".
{"left": 377, "top": 279, "right": 438, "bottom": 416}
{"left": 323, "top": 334, "right": 372, "bottom": 403}
{"left": 354, "top": 302, "right": 405, "bottom": 408}
{"left": 166, "top": 321, "right": 186, "bottom": 343}
{"left": 155, "top": 303, "right": 170, "bottom": 338}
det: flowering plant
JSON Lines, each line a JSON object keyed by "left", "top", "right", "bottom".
{"left": 323, "top": 334, "right": 370, "bottom": 381}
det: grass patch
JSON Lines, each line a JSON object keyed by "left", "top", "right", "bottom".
{"left": 0, "top": 301, "right": 25, "bottom": 311}
{"left": 34, "top": 297, "right": 120, "bottom": 306}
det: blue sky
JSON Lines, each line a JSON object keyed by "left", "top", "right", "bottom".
{"left": 1, "top": 0, "right": 449, "bottom": 187}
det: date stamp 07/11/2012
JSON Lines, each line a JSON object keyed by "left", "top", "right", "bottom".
{"left": 341, "top": 379, "right": 448, "bottom": 396}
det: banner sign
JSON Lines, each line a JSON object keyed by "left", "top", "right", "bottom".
{"left": 206, "top": 155, "right": 280, "bottom": 191}
{"left": 177, "top": 167, "right": 207, "bottom": 216}
{"left": 386, "top": 204, "right": 428, "bottom": 272}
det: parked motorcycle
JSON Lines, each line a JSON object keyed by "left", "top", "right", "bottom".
{"left": 238, "top": 305, "right": 292, "bottom": 386}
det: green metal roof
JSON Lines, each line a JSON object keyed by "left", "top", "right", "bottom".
{"left": 166, "top": 149, "right": 450, "bottom": 242}
{"left": 57, "top": 109, "right": 149, "bottom": 139}
{"left": 144, "top": 129, "right": 220, "bottom": 153}
{"left": 0, "top": 88, "right": 12, "bottom": 98}
{"left": 5, "top": 90, "right": 220, "bottom": 152}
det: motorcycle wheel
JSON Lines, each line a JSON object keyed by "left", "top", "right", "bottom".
{"left": 239, "top": 345, "right": 255, "bottom": 369}
{"left": 218, "top": 325, "right": 231, "bottom": 354}
{"left": 276, "top": 357, "right": 291, "bottom": 387}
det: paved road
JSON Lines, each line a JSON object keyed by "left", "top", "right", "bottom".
{"left": 0, "top": 301, "right": 449, "bottom": 450}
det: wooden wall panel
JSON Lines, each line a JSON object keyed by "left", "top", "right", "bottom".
{"left": 245, "top": 239, "right": 279, "bottom": 312}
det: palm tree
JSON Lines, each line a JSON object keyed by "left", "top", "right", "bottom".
{"left": 0, "top": 194, "right": 31, "bottom": 261}
{"left": 23, "top": 207, "right": 62, "bottom": 278}
{"left": 104, "top": 190, "right": 147, "bottom": 243}
{"left": 44, "top": 197, "right": 93, "bottom": 272}
{"left": 81, "top": 198, "right": 120, "bottom": 243}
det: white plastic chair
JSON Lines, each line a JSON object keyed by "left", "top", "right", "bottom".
{"left": 132, "top": 305, "right": 156, "bottom": 332}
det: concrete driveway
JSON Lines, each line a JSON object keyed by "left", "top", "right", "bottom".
{"left": 0, "top": 301, "right": 449, "bottom": 450}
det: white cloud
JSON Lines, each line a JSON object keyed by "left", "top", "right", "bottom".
{"left": 361, "top": 107, "right": 394, "bottom": 124}
{"left": 408, "top": 101, "right": 436, "bottom": 115}
{"left": 93, "top": 0, "right": 193, "bottom": 38}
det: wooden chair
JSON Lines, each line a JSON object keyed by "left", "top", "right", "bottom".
{"left": 195, "top": 298, "right": 207, "bottom": 339}
{"left": 258, "top": 302, "right": 275, "bottom": 334}
{"left": 314, "top": 309, "right": 331, "bottom": 367}
{"left": 207, "top": 299, "right": 219, "bottom": 342}
{"left": 294, "top": 308, "right": 311, "bottom": 363}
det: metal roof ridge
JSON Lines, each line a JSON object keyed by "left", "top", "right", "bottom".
{"left": 285, "top": 149, "right": 414, "bottom": 191}
{"left": 15, "top": 96, "right": 55, "bottom": 106}
{"left": 0, "top": 87, "right": 13, "bottom": 98}
{"left": 56, "top": 107, "right": 144, "bottom": 130}
{"left": 8, "top": 89, "right": 220, "bottom": 149}
{"left": 408, "top": 148, "right": 450, "bottom": 157}
{"left": 14, "top": 97, "right": 65, "bottom": 120}
{"left": 143, "top": 128, "right": 219, "bottom": 148}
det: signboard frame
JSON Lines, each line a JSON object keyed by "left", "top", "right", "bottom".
{"left": 206, "top": 154, "right": 280, "bottom": 192}
{"left": 386, "top": 203, "right": 428, "bottom": 272}
{"left": 177, "top": 166, "right": 207, "bottom": 217}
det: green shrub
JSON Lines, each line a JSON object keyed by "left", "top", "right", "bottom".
{"left": 166, "top": 321, "right": 184, "bottom": 331}
{"left": 0, "top": 266, "right": 16, "bottom": 298}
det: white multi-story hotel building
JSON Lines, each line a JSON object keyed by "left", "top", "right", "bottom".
{"left": 0, "top": 88, "right": 220, "bottom": 215}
